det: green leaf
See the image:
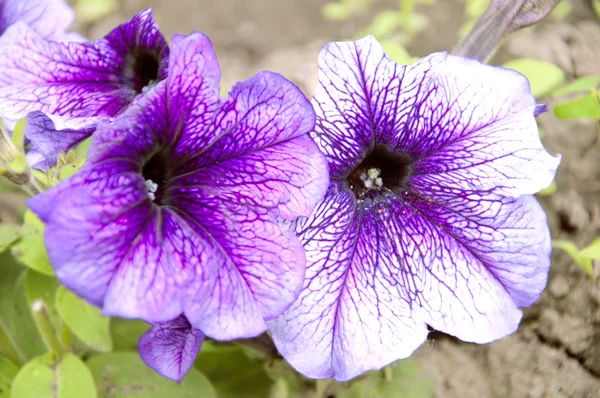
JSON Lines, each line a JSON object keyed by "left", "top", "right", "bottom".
{"left": 195, "top": 343, "right": 273, "bottom": 398}
{"left": 380, "top": 41, "right": 417, "bottom": 65}
{"left": 11, "top": 352, "right": 96, "bottom": 398}
{"left": 593, "top": 0, "right": 600, "bottom": 19}
{"left": 55, "top": 287, "right": 112, "bottom": 353}
{"left": 549, "top": 0, "right": 572, "bottom": 21}
{"left": 338, "top": 360, "right": 435, "bottom": 398}
{"left": 0, "top": 355, "right": 18, "bottom": 392}
{"left": 0, "top": 253, "right": 46, "bottom": 365}
{"left": 361, "top": 11, "right": 402, "bottom": 40}
{"left": 465, "top": 0, "right": 490, "bottom": 17}
{"left": 580, "top": 237, "right": 600, "bottom": 259}
{"left": 10, "top": 120, "right": 25, "bottom": 152}
{"left": 554, "top": 93, "right": 600, "bottom": 120}
{"left": 75, "top": 0, "right": 118, "bottom": 23}
{"left": 12, "top": 211, "right": 54, "bottom": 276}
{"left": 502, "top": 59, "right": 566, "bottom": 97}
{"left": 110, "top": 318, "right": 149, "bottom": 351}
{"left": 322, "top": 3, "right": 352, "bottom": 21}
{"left": 552, "top": 75, "right": 600, "bottom": 97}
{"left": 553, "top": 240, "right": 594, "bottom": 278}
{"left": 88, "top": 352, "right": 215, "bottom": 397}
{"left": 0, "top": 224, "right": 19, "bottom": 254}
{"left": 537, "top": 180, "right": 556, "bottom": 196}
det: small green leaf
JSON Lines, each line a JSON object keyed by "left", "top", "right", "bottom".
{"left": 0, "top": 253, "right": 47, "bottom": 365}
{"left": 361, "top": 11, "right": 402, "bottom": 40}
{"left": 322, "top": 3, "right": 352, "bottom": 21}
{"left": 537, "top": 180, "right": 556, "bottom": 196}
{"left": 503, "top": 59, "right": 566, "bottom": 97}
{"left": 55, "top": 287, "right": 112, "bottom": 353}
{"left": 593, "top": 0, "right": 600, "bottom": 19}
{"left": 11, "top": 352, "right": 96, "bottom": 398}
{"left": 553, "top": 240, "right": 594, "bottom": 278}
{"left": 381, "top": 41, "right": 417, "bottom": 65}
{"left": 549, "top": 0, "right": 572, "bottom": 21}
{"left": 10, "top": 120, "right": 25, "bottom": 152}
{"left": 580, "top": 237, "right": 600, "bottom": 259}
{"left": 0, "top": 224, "right": 19, "bottom": 254}
{"left": 195, "top": 343, "right": 273, "bottom": 398}
{"left": 0, "top": 355, "right": 18, "bottom": 392}
{"left": 554, "top": 93, "right": 600, "bottom": 120}
{"left": 75, "top": 0, "right": 118, "bottom": 23}
{"left": 465, "top": 0, "right": 490, "bottom": 18}
{"left": 12, "top": 211, "right": 54, "bottom": 276}
{"left": 552, "top": 75, "right": 600, "bottom": 97}
{"left": 338, "top": 360, "right": 435, "bottom": 398}
{"left": 110, "top": 318, "right": 149, "bottom": 351}
{"left": 88, "top": 352, "right": 216, "bottom": 398}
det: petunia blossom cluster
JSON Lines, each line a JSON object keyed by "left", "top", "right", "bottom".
{"left": 2, "top": 0, "right": 560, "bottom": 384}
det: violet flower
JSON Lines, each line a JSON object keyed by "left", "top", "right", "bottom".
{"left": 269, "top": 36, "right": 560, "bottom": 381}
{"left": 0, "top": 0, "right": 77, "bottom": 41}
{"left": 0, "top": 9, "right": 169, "bottom": 170}
{"left": 27, "top": 32, "right": 329, "bottom": 380}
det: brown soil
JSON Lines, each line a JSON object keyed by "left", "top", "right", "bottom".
{"left": 12, "top": 0, "right": 600, "bottom": 396}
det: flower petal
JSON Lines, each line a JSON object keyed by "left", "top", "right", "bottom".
{"left": 27, "top": 160, "right": 150, "bottom": 307}
{"left": 1, "top": 0, "right": 75, "bottom": 40}
{"left": 166, "top": 196, "right": 306, "bottom": 340}
{"left": 166, "top": 32, "right": 221, "bottom": 158}
{"left": 269, "top": 185, "right": 428, "bottom": 381}
{"left": 313, "top": 36, "right": 559, "bottom": 195}
{"left": 173, "top": 70, "right": 325, "bottom": 219}
{"left": 138, "top": 315, "right": 204, "bottom": 382}
{"left": 271, "top": 182, "right": 549, "bottom": 381}
{"left": 0, "top": 9, "right": 168, "bottom": 128}
{"left": 24, "top": 112, "right": 96, "bottom": 171}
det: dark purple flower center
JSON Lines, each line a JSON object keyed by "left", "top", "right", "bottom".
{"left": 124, "top": 48, "right": 161, "bottom": 94}
{"left": 347, "top": 144, "right": 413, "bottom": 198}
{"left": 142, "top": 150, "right": 172, "bottom": 205}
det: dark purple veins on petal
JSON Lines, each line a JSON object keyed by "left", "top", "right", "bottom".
{"left": 347, "top": 144, "right": 414, "bottom": 199}
{"left": 124, "top": 48, "right": 162, "bottom": 93}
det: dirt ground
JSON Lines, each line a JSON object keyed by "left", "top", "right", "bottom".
{"left": 30, "top": 0, "right": 600, "bottom": 396}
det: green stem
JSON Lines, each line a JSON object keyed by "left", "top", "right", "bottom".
{"left": 0, "top": 324, "right": 23, "bottom": 366}
{"left": 58, "top": 322, "right": 72, "bottom": 352}
{"left": 31, "top": 300, "right": 62, "bottom": 353}
{"left": 235, "top": 333, "right": 282, "bottom": 359}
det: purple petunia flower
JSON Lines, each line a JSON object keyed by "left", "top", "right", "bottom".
{"left": 0, "top": 0, "right": 78, "bottom": 41}
{"left": 269, "top": 36, "right": 561, "bottom": 381}
{"left": 27, "top": 32, "right": 329, "bottom": 380}
{"left": 0, "top": 9, "right": 168, "bottom": 170}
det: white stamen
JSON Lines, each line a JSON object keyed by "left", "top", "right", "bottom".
{"left": 360, "top": 168, "right": 382, "bottom": 191}
{"left": 145, "top": 179, "right": 158, "bottom": 201}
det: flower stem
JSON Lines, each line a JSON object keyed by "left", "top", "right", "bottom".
{"left": 236, "top": 333, "right": 282, "bottom": 359}
{"left": 31, "top": 300, "right": 62, "bottom": 354}
{"left": 453, "top": 0, "right": 526, "bottom": 62}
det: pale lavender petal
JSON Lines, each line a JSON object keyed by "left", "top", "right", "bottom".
{"left": 269, "top": 185, "right": 428, "bottom": 381}
{"left": 271, "top": 183, "right": 549, "bottom": 381}
{"left": 27, "top": 160, "right": 150, "bottom": 307}
{"left": 0, "top": 10, "right": 168, "bottom": 128}
{"left": 139, "top": 316, "right": 204, "bottom": 382}
{"left": 167, "top": 197, "right": 307, "bottom": 340}
{"left": 25, "top": 112, "right": 96, "bottom": 171}
{"left": 313, "top": 36, "right": 559, "bottom": 196}
{"left": 1, "top": 0, "right": 75, "bottom": 40}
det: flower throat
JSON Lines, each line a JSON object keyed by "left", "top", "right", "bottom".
{"left": 347, "top": 144, "right": 413, "bottom": 198}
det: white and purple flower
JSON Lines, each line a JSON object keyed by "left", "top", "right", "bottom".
{"left": 269, "top": 36, "right": 561, "bottom": 381}
{"left": 27, "top": 32, "right": 329, "bottom": 380}
{"left": 0, "top": 9, "right": 169, "bottom": 170}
